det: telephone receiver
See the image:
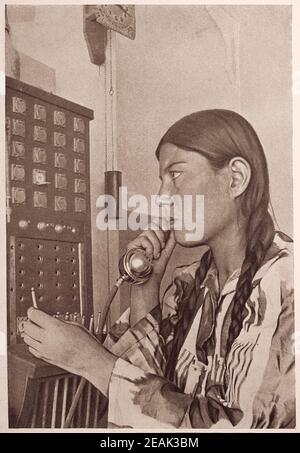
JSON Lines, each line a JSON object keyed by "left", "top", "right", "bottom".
{"left": 99, "top": 230, "right": 170, "bottom": 341}
{"left": 119, "top": 227, "right": 171, "bottom": 284}
{"left": 119, "top": 247, "right": 153, "bottom": 285}
{"left": 118, "top": 223, "right": 173, "bottom": 284}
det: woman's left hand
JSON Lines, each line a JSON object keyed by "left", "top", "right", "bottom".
{"left": 22, "top": 308, "right": 116, "bottom": 396}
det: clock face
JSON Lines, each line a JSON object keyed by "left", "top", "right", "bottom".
{"left": 105, "top": 5, "right": 133, "bottom": 26}
{"left": 95, "top": 5, "right": 136, "bottom": 39}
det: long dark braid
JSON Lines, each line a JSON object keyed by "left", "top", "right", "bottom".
{"left": 165, "top": 248, "right": 213, "bottom": 380}
{"left": 226, "top": 206, "right": 275, "bottom": 352}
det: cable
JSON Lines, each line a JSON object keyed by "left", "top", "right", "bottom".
{"left": 63, "top": 276, "right": 125, "bottom": 428}
{"left": 102, "top": 60, "right": 108, "bottom": 172}
{"left": 98, "top": 276, "right": 125, "bottom": 342}
{"left": 109, "top": 29, "right": 115, "bottom": 170}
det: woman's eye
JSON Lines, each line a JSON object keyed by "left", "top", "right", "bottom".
{"left": 169, "top": 171, "right": 181, "bottom": 180}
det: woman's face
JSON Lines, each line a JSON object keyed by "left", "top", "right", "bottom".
{"left": 158, "top": 143, "right": 236, "bottom": 247}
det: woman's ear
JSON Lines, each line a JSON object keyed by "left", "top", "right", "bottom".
{"left": 228, "top": 157, "right": 251, "bottom": 198}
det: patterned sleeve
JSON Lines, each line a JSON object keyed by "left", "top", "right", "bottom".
{"left": 104, "top": 264, "right": 244, "bottom": 428}
{"left": 103, "top": 279, "right": 180, "bottom": 376}
{"left": 105, "top": 253, "right": 295, "bottom": 429}
{"left": 107, "top": 359, "right": 243, "bottom": 428}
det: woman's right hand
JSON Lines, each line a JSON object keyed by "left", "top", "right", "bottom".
{"left": 126, "top": 228, "right": 176, "bottom": 326}
{"left": 126, "top": 228, "right": 176, "bottom": 284}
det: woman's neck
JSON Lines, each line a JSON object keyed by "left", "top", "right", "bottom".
{"left": 208, "top": 222, "right": 247, "bottom": 292}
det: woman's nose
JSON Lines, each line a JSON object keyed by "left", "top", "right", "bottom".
{"left": 156, "top": 194, "right": 174, "bottom": 207}
{"left": 157, "top": 182, "right": 174, "bottom": 206}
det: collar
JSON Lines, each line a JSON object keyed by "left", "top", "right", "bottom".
{"left": 200, "top": 260, "right": 240, "bottom": 299}
{"left": 198, "top": 231, "right": 292, "bottom": 299}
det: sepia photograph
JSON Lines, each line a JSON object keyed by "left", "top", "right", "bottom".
{"left": 1, "top": 1, "right": 297, "bottom": 432}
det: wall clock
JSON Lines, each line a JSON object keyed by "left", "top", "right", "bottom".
{"left": 94, "top": 5, "right": 136, "bottom": 40}
{"left": 83, "top": 5, "right": 136, "bottom": 66}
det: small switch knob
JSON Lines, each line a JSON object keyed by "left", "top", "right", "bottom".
{"left": 55, "top": 224, "right": 63, "bottom": 233}
{"left": 18, "top": 219, "right": 29, "bottom": 230}
{"left": 37, "top": 221, "right": 47, "bottom": 231}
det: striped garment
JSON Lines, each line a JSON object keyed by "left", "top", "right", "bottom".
{"left": 104, "top": 232, "right": 295, "bottom": 429}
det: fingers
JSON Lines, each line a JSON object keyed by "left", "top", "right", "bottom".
{"left": 23, "top": 319, "right": 44, "bottom": 342}
{"left": 126, "top": 228, "right": 168, "bottom": 259}
{"left": 28, "top": 346, "right": 45, "bottom": 360}
{"left": 142, "top": 230, "right": 162, "bottom": 259}
{"left": 127, "top": 235, "right": 154, "bottom": 259}
{"left": 27, "top": 307, "right": 57, "bottom": 328}
{"left": 164, "top": 230, "right": 176, "bottom": 256}
{"left": 23, "top": 334, "right": 42, "bottom": 351}
{"left": 148, "top": 227, "right": 167, "bottom": 248}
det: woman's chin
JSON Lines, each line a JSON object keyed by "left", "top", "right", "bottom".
{"left": 173, "top": 230, "right": 205, "bottom": 248}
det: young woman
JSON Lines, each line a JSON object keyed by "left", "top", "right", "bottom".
{"left": 23, "top": 110, "right": 294, "bottom": 429}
